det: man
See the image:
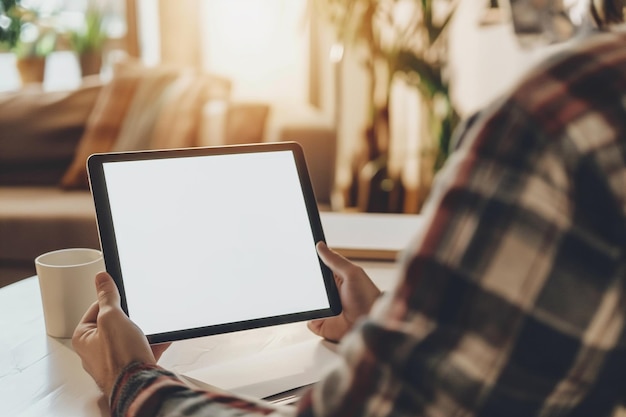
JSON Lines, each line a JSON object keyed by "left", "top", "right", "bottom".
{"left": 73, "top": 10, "right": 626, "bottom": 417}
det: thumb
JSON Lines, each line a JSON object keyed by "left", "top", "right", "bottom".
{"left": 307, "top": 319, "right": 324, "bottom": 336}
{"left": 316, "top": 241, "right": 352, "bottom": 276}
{"left": 95, "top": 271, "right": 121, "bottom": 309}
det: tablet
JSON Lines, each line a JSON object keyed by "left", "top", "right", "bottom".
{"left": 87, "top": 142, "right": 341, "bottom": 344}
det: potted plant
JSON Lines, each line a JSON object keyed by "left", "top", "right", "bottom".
{"left": 0, "top": 0, "right": 57, "bottom": 84}
{"left": 0, "top": 0, "right": 19, "bottom": 48}
{"left": 68, "top": 7, "right": 107, "bottom": 77}
{"left": 315, "top": 0, "right": 459, "bottom": 212}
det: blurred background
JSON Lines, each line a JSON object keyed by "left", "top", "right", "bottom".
{"left": 0, "top": 0, "right": 584, "bottom": 213}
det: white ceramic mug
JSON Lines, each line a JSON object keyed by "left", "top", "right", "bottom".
{"left": 35, "top": 248, "right": 105, "bottom": 338}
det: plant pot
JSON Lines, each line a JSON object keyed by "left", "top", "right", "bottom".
{"left": 16, "top": 56, "right": 46, "bottom": 85}
{"left": 357, "top": 154, "right": 405, "bottom": 213}
{"left": 79, "top": 51, "right": 102, "bottom": 77}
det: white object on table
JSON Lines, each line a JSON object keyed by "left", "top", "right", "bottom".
{"left": 321, "top": 212, "right": 423, "bottom": 260}
{"left": 35, "top": 248, "right": 104, "bottom": 338}
{"left": 184, "top": 338, "right": 340, "bottom": 399}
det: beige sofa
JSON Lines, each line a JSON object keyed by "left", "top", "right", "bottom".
{"left": 0, "top": 188, "right": 100, "bottom": 287}
{"left": 0, "top": 82, "right": 103, "bottom": 286}
{"left": 0, "top": 67, "right": 337, "bottom": 288}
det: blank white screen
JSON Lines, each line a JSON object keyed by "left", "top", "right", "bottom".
{"left": 102, "top": 150, "right": 330, "bottom": 336}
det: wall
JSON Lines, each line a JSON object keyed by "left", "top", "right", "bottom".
{"left": 449, "top": 0, "right": 572, "bottom": 116}
{"left": 200, "top": 0, "right": 311, "bottom": 104}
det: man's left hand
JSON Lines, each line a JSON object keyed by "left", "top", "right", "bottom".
{"left": 72, "top": 271, "right": 160, "bottom": 398}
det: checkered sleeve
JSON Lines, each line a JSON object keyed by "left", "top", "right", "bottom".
{"left": 304, "top": 51, "right": 626, "bottom": 414}
{"left": 110, "top": 362, "right": 297, "bottom": 417}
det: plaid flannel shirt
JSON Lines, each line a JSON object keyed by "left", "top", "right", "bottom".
{"left": 110, "top": 30, "right": 626, "bottom": 417}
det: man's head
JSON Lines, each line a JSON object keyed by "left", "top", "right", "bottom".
{"left": 509, "top": 0, "right": 624, "bottom": 48}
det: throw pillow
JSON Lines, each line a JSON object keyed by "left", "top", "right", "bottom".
{"left": 223, "top": 102, "right": 271, "bottom": 145}
{"left": 59, "top": 60, "right": 233, "bottom": 189}
{"left": 111, "top": 69, "right": 180, "bottom": 152}
{"left": 59, "top": 63, "right": 143, "bottom": 189}
{"left": 151, "top": 71, "right": 211, "bottom": 149}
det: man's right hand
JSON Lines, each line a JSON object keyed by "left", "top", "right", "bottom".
{"left": 308, "top": 241, "right": 381, "bottom": 342}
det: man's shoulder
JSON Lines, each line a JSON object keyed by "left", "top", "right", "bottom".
{"left": 514, "top": 30, "right": 626, "bottom": 104}
{"left": 450, "top": 31, "right": 626, "bottom": 173}
{"left": 506, "top": 31, "right": 626, "bottom": 138}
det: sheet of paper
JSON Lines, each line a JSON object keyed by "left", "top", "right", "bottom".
{"left": 182, "top": 338, "right": 340, "bottom": 399}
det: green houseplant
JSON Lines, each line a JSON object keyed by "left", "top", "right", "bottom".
{"left": 0, "top": 0, "right": 20, "bottom": 49}
{"left": 0, "top": 0, "right": 57, "bottom": 84}
{"left": 68, "top": 7, "right": 107, "bottom": 76}
{"left": 316, "top": 0, "right": 459, "bottom": 212}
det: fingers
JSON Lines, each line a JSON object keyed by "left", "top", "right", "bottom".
{"left": 80, "top": 300, "right": 100, "bottom": 324}
{"left": 95, "top": 272, "right": 121, "bottom": 310}
{"left": 316, "top": 241, "right": 357, "bottom": 277}
{"left": 307, "top": 318, "right": 344, "bottom": 343}
{"left": 73, "top": 301, "right": 99, "bottom": 344}
{"left": 151, "top": 342, "right": 172, "bottom": 361}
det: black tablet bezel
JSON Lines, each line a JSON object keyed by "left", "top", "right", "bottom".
{"left": 87, "top": 142, "right": 341, "bottom": 344}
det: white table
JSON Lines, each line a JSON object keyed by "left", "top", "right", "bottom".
{"left": 0, "top": 213, "right": 419, "bottom": 417}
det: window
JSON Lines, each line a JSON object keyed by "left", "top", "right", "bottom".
{"left": 0, "top": 0, "right": 127, "bottom": 91}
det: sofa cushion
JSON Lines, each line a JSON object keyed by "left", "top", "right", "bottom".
{"left": 0, "top": 78, "right": 102, "bottom": 186}
{"left": 60, "top": 60, "right": 232, "bottom": 189}
{"left": 59, "top": 63, "right": 145, "bottom": 189}
{"left": 223, "top": 102, "right": 271, "bottom": 145}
